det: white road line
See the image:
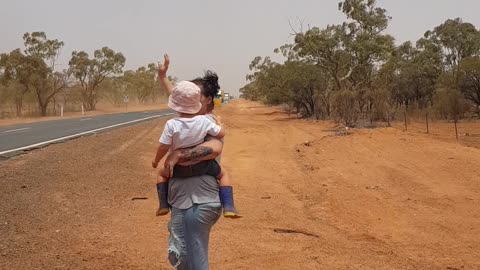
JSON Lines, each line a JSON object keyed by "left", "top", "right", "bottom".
{"left": 3, "top": 127, "right": 31, "bottom": 133}
{"left": 0, "top": 114, "right": 165, "bottom": 155}
{"left": 79, "top": 118, "right": 92, "bottom": 121}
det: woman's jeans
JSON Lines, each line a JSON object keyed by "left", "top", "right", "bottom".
{"left": 168, "top": 202, "right": 222, "bottom": 270}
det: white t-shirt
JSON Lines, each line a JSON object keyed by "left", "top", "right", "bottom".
{"left": 159, "top": 115, "right": 221, "bottom": 150}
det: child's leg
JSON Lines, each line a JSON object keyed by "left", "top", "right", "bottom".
{"left": 217, "top": 167, "right": 231, "bottom": 186}
{"left": 217, "top": 166, "right": 242, "bottom": 219}
{"left": 156, "top": 171, "right": 169, "bottom": 184}
{"left": 156, "top": 168, "right": 170, "bottom": 216}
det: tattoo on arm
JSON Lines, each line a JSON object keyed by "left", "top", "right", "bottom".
{"left": 180, "top": 146, "right": 213, "bottom": 162}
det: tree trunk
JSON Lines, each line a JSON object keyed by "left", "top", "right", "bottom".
{"left": 82, "top": 94, "right": 96, "bottom": 111}
{"left": 53, "top": 97, "right": 57, "bottom": 115}
{"left": 39, "top": 103, "right": 48, "bottom": 116}
{"left": 87, "top": 96, "right": 96, "bottom": 111}
{"left": 37, "top": 95, "right": 49, "bottom": 116}
{"left": 15, "top": 96, "right": 23, "bottom": 117}
{"left": 35, "top": 89, "right": 49, "bottom": 117}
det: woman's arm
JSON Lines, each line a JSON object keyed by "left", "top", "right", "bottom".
{"left": 178, "top": 139, "right": 222, "bottom": 162}
{"left": 163, "top": 139, "right": 223, "bottom": 176}
{"left": 158, "top": 54, "right": 173, "bottom": 95}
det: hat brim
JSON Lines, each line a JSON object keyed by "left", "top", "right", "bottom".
{"left": 168, "top": 95, "right": 202, "bottom": 114}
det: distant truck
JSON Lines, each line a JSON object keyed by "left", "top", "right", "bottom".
{"left": 214, "top": 90, "right": 224, "bottom": 106}
{"left": 223, "top": 93, "right": 231, "bottom": 103}
{"left": 213, "top": 91, "right": 232, "bottom": 106}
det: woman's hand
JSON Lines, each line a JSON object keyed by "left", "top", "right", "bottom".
{"left": 164, "top": 150, "right": 181, "bottom": 177}
{"left": 212, "top": 114, "right": 224, "bottom": 126}
{"left": 158, "top": 54, "right": 170, "bottom": 78}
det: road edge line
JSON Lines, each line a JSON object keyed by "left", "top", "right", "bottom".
{"left": 0, "top": 113, "right": 173, "bottom": 156}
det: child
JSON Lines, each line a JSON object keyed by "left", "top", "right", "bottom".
{"left": 152, "top": 80, "right": 241, "bottom": 218}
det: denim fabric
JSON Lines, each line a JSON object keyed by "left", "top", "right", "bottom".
{"left": 168, "top": 202, "right": 222, "bottom": 270}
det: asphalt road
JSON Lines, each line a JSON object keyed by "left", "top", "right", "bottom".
{"left": 0, "top": 109, "right": 173, "bottom": 157}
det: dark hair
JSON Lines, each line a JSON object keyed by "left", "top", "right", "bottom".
{"left": 191, "top": 71, "right": 220, "bottom": 110}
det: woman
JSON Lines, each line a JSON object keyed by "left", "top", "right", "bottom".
{"left": 158, "top": 55, "right": 225, "bottom": 269}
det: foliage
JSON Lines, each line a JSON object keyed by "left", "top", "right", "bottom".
{"left": 241, "top": 0, "right": 480, "bottom": 124}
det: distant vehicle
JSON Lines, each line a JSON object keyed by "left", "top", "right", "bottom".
{"left": 224, "top": 93, "right": 231, "bottom": 103}
{"left": 213, "top": 91, "right": 233, "bottom": 105}
{"left": 214, "top": 90, "right": 224, "bottom": 106}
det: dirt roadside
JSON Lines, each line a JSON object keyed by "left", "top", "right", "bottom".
{"left": 1, "top": 99, "right": 479, "bottom": 269}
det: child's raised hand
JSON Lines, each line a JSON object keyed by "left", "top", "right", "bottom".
{"left": 158, "top": 54, "right": 170, "bottom": 77}
{"left": 152, "top": 159, "right": 159, "bottom": 169}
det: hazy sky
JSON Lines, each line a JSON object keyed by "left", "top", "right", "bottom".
{"left": 1, "top": 0, "right": 479, "bottom": 96}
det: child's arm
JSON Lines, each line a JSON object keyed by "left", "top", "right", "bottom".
{"left": 154, "top": 120, "right": 173, "bottom": 168}
{"left": 158, "top": 54, "right": 173, "bottom": 95}
{"left": 211, "top": 114, "right": 225, "bottom": 139}
{"left": 152, "top": 144, "right": 170, "bottom": 168}
{"left": 215, "top": 126, "right": 225, "bottom": 139}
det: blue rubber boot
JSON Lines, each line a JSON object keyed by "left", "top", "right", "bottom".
{"left": 219, "top": 186, "right": 242, "bottom": 219}
{"left": 156, "top": 182, "right": 170, "bottom": 216}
